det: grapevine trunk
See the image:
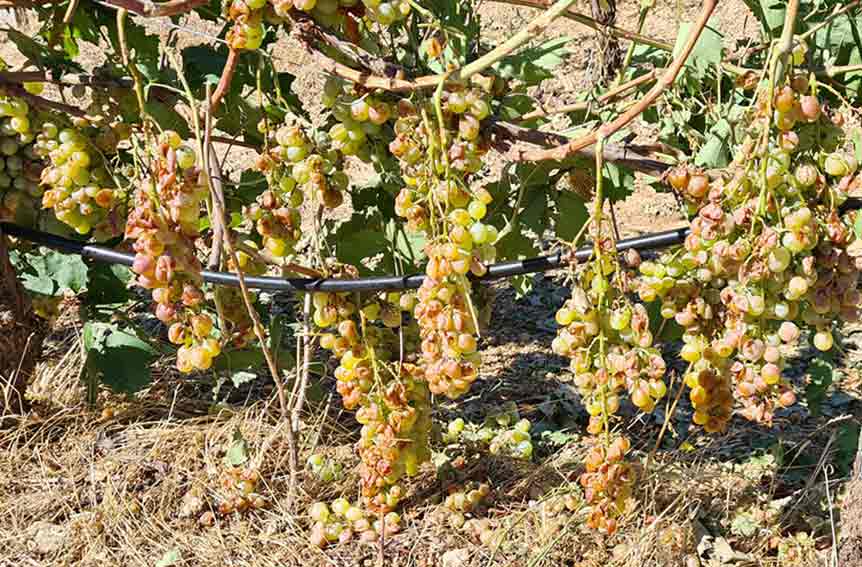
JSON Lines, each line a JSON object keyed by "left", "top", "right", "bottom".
{"left": 0, "top": 229, "right": 46, "bottom": 417}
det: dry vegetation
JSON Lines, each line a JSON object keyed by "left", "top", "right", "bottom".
{"left": 0, "top": 1, "right": 861, "bottom": 566}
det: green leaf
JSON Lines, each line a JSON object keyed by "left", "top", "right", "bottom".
{"left": 16, "top": 249, "right": 88, "bottom": 296}
{"left": 552, "top": 190, "right": 588, "bottom": 242}
{"left": 672, "top": 22, "right": 724, "bottom": 78}
{"left": 43, "top": 250, "right": 88, "bottom": 292}
{"left": 225, "top": 429, "right": 249, "bottom": 466}
{"left": 496, "top": 230, "right": 537, "bottom": 262}
{"left": 497, "top": 94, "right": 537, "bottom": 122}
{"left": 740, "top": 0, "right": 785, "bottom": 35}
{"left": 86, "top": 263, "right": 132, "bottom": 305}
{"left": 495, "top": 37, "right": 573, "bottom": 86}
{"left": 84, "top": 322, "right": 156, "bottom": 395}
{"left": 520, "top": 188, "right": 548, "bottom": 235}
{"left": 335, "top": 229, "right": 388, "bottom": 271}
{"left": 510, "top": 274, "right": 533, "bottom": 299}
{"left": 805, "top": 356, "right": 836, "bottom": 416}
{"left": 695, "top": 118, "right": 733, "bottom": 168}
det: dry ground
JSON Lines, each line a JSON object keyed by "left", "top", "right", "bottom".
{"left": 1, "top": 1, "right": 861, "bottom": 566}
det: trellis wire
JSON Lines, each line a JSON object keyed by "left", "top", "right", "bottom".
{"left": 3, "top": 198, "right": 860, "bottom": 293}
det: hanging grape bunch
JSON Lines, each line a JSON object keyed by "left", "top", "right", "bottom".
{"left": 323, "top": 77, "right": 394, "bottom": 163}
{"left": 647, "top": 70, "right": 861, "bottom": 426}
{"left": 389, "top": 87, "right": 499, "bottom": 400}
{"left": 253, "top": 121, "right": 350, "bottom": 257}
{"left": 125, "top": 131, "right": 221, "bottom": 372}
{"left": 0, "top": 93, "right": 45, "bottom": 226}
{"left": 314, "top": 287, "right": 431, "bottom": 514}
{"left": 36, "top": 119, "right": 125, "bottom": 238}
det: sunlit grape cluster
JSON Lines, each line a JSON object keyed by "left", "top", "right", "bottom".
{"left": 224, "top": 0, "right": 266, "bottom": 50}
{"left": 553, "top": 255, "right": 667, "bottom": 435}
{"left": 443, "top": 405, "right": 534, "bottom": 461}
{"left": 426, "top": 481, "right": 493, "bottom": 533}
{"left": 308, "top": 499, "right": 401, "bottom": 549}
{"left": 314, "top": 288, "right": 431, "bottom": 513}
{"left": 579, "top": 436, "right": 636, "bottom": 534}
{"left": 306, "top": 453, "right": 344, "bottom": 482}
{"left": 125, "top": 131, "right": 220, "bottom": 372}
{"left": 254, "top": 122, "right": 349, "bottom": 252}
{"left": 0, "top": 94, "right": 44, "bottom": 226}
{"left": 324, "top": 78, "right": 392, "bottom": 162}
{"left": 644, "top": 77, "right": 861, "bottom": 426}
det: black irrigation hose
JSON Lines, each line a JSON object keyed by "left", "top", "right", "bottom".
{"left": 3, "top": 196, "right": 861, "bottom": 293}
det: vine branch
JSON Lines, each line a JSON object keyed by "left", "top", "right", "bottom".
{"left": 208, "top": 48, "right": 239, "bottom": 115}
{"left": 513, "top": 0, "right": 718, "bottom": 162}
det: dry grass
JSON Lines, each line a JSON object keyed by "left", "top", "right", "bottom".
{"left": 0, "top": 285, "right": 857, "bottom": 567}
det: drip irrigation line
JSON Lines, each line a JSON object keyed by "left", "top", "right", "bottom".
{"left": 2, "top": 196, "right": 860, "bottom": 293}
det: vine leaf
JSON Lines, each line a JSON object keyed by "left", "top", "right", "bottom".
{"left": 83, "top": 321, "right": 156, "bottom": 395}
{"left": 86, "top": 263, "right": 132, "bottom": 305}
{"left": 672, "top": 21, "right": 723, "bottom": 78}
{"left": 225, "top": 429, "right": 249, "bottom": 466}
{"left": 495, "top": 36, "right": 573, "bottom": 86}
{"left": 552, "top": 190, "right": 588, "bottom": 242}
{"left": 13, "top": 248, "right": 88, "bottom": 296}
{"left": 695, "top": 118, "right": 733, "bottom": 168}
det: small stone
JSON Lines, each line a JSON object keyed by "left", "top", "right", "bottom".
{"left": 441, "top": 548, "right": 470, "bottom": 567}
{"left": 29, "top": 521, "right": 68, "bottom": 554}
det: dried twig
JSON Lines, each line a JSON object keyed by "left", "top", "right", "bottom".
{"left": 489, "top": 121, "right": 671, "bottom": 176}
{"left": 513, "top": 0, "right": 719, "bottom": 162}
{"left": 97, "top": 0, "right": 208, "bottom": 18}
{"left": 491, "top": 0, "right": 673, "bottom": 51}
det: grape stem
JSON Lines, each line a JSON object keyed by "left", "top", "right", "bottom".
{"left": 117, "top": 9, "right": 149, "bottom": 126}
{"left": 512, "top": 0, "right": 719, "bottom": 162}
{"left": 289, "top": 293, "right": 315, "bottom": 434}
{"left": 492, "top": 0, "right": 672, "bottom": 52}
{"left": 643, "top": 364, "right": 688, "bottom": 475}
{"left": 0, "top": 83, "right": 87, "bottom": 117}
{"left": 798, "top": 0, "right": 861, "bottom": 42}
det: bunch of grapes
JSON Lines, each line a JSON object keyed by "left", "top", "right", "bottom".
{"left": 35, "top": 120, "right": 125, "bottom": 237}
{"left": 215, "top": 466, "right": 267, "bottom": 517}
{"left": 432, "top": 481, "right": 492, "bottom": 528}
{"left": 314, "top": 289, "right": 431, "bottom": 513}
{"left": 308, "top": 499, "right": 401, "bottom": 548}
{"left": 579, "top": 436, "right": 637, "bottom": 534}
{"left": 124, "top": 131, "right": 220, "bottom": 372}
{"left": 552, "top": 250, "right": 667, "bottom": 435}
{"left": 644, "top": 75, "right": 861, "bottom": 427}
{"left": 256, "top": 121, "right": 350, "bottom": 225}
{"left": 323, "top": 78, "right": 393, "bottom": 162}
{"left": 0, "top": 94, "right": 44, "bottom": 225}
{"left": 443, "top": 410, "right": 535, "bottom": 460}
{"left": 391, "top": 88, "right": 495, "bottom": 232}
{"left": 224, "top": 0, "right": 266, "bottom": 50}
{"left": 214, "top": 285, "right": 257, "bottom": 348}
{"left": 307, "top": 453, "right": 345, "bottom": 482}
